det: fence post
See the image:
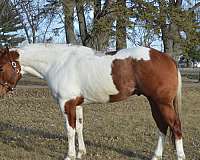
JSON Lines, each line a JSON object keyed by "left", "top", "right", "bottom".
{"left": 199, "top": 71, "right": 200, "bottom": 82}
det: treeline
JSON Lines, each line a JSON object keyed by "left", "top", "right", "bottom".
{"left": 0, "top": 0, "right": 200, "bottom": 60}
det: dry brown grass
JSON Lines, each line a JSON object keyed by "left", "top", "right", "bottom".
{"left": 0, "top": 75, "right": 199, "bottom": 160}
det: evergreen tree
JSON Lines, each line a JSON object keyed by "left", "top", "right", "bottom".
{"left": 0, "top": 0, "right": 25, "bottom": 47}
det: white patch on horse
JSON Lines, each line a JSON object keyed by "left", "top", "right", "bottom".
{"left": 175, "top": 138, "right": 185, "bottom": 160}
{"left": 59, "top": 98, "right": 77, "bottom": 159}
{"left": 77, "top": 56, "right": 119, "bottom": 103}
{"left": 152, "top": 131, "right": 166, "bottom": 160}
{"left": 76, "top": 106, "right": 86, "bottom": 158}
{"left": 114, "top": 46, "right": 151, "bottom": 61}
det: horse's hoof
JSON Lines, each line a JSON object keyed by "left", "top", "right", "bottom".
{"left": 77, "top": 149, "right": 86, "bottom": 159}
{"left": 151, "top": 155, "right": 162, "bottom": 160}
{"left": 178, "top": 156, "right": 186, "bottom": 160}
{"left": 64, "top": 156, "right": 76, "bottom": 160}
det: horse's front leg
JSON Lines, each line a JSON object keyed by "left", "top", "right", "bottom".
{"left": 76, "top": 106, "right": 86, "bottom": 159}
{"left": 63, "top": 113, "right": 76, "bottom": 160}
{"left": 151, "top": 131, "right": 166, "bottom": 160}
{"left": 59, "top": 99, "right": 77, "bottom": 160}
{"left": 60, "top": 97, "right": 85, "bottom": 160}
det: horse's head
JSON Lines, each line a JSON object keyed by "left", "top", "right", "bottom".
{"left": 0, "top": 47, "right": 22, "bottom": 96}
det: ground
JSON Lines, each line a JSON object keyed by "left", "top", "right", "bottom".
{"left": 0, "top": 75, "right": 199, "bottom": 160}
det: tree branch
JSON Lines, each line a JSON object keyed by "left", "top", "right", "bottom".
{"left": 189, "top": 2, "right": 200, "bottom": 12}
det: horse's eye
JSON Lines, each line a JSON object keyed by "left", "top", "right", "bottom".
{"left": 0, "top": 65, "right": 3, "bottom": 72}
{"left": 11, "top": 62, "right": 17, "bottom": 68}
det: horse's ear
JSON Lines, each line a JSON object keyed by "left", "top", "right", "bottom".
{"left": 0, "top": 48, "right": 7, "bottom": 57}
{"left": 0, "top": 49, "right": 3, "bottom": 57}
{"left": 5, "top": 46, "right": 9, "bottom": 53}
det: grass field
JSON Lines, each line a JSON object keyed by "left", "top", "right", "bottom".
{"left": 0, "top": 75, "right": 199, "bottom": 160}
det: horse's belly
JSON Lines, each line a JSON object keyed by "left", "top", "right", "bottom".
{"left": 80, "top": 76, "right": 119, "bottom": 103}
{"left": 82, "top": 89, "right": 115, "bottom": 103}
{"left": 81, "top": 90, "right": 106, "bottom": 103}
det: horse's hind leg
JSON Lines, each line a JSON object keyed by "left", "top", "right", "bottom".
{"left": 157, "top": 103, "right": 185, "bottom": 160}
{"left": 76, "top": 105, "right": 86, "bottom": 159}
{"left": 148, "top": 98, "right": 168, "bottom": 160}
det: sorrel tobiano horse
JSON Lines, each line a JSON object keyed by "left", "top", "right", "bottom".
{"left": 12, "top": 43, "right": 185, "bottom": 160}
{"left": 0, "top": 48, "right": 21, "bottom": 95}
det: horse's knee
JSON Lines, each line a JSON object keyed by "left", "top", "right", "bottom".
{"left": 76, "top": 106, "right": 83, "bottom": 122}
{"left": 164, "top": 110, "right": 182, "bottom": 139}
{"left": 76, "top": 106, "right": 83, "bottom": 132}
{"left": 67, "top": 127, "right": 76, "bottom": 139}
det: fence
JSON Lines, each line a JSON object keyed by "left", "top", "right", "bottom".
{"left": 179, "top": 68, "right": 200, "bottom": 82}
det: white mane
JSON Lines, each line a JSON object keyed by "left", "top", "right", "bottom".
{"left": 20, "top": 43, "right": 96, "bottom": 56}
{"left": 17, "top": 43, "right": 97, "bottom": 80}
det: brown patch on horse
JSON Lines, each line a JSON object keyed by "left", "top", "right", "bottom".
{"left": 64, "top": 96, "right": 84, "bottom": 129}
{"left": 110, "top": 57, "right": 136, "bottom": 102}
{"left": 110, "top": 48, "right": 182, "bottom": 142}
{"left": 145, "top": 50, "right": 182, "bottom": 142}
{"left": 110, "top": 48, "right": 178, "bottom": 102}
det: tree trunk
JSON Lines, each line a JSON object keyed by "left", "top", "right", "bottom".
{"left": 159, "top": 0, "right": 183, "bottom": 61}
{"left": 75, "top": 0, "right": 88, "bottom": 46}
{"left": 116, "top": 0, "right": 127, "bottom": 50}
{"left": 162, "top": 26, "right": 182, "bottom": 61}
{"left": 62, "top": 0, "right": 77, "bottom": 44}
{"left": 84, "top": 0, "right": 114, "bottom": 50}
{"left": 32, "top": 27, "right": 36, "bottom": 43}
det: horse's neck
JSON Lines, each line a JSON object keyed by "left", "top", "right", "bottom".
{"left": 19, "top": 48, "right": 56, "bottom": 79}
{"left": 17, "top": 44, "right": 97, "bottom": 80}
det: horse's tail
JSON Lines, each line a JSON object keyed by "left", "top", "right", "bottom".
{"left": 170, "top": 69, "right": 182, "bottom": 146}
{"left": 174, "top": 69, "right": 182, "bottom": 118}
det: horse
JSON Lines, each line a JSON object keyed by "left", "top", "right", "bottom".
{"left": 0, "top": 48, "right": 21, "bottom": 96}
{"left": 11, "top": 43, "right": 185, "bottom": 160}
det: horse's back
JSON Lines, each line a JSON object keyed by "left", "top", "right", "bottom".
{"left": 114, "top": 46, "right": 151, "bottom": 61}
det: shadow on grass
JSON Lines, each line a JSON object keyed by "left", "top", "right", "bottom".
{"left": 85, "top": 140, "right": 150, "bottom": 160}
{"left": 0, "top": 121, "right": 150, "bottom": 160}
{"left": 0, "top": 121, "right": 66, "bottom": 140}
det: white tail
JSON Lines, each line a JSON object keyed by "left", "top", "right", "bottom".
{"left": 174, "top": 69, "right": 182, "bottom": 118}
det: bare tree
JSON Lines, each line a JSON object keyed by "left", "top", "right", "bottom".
{"left": 61, "top": 0, "right": 116, "bottom": 50}
{"left": 12, "top": 0, "right": 58, "bottom": 43}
